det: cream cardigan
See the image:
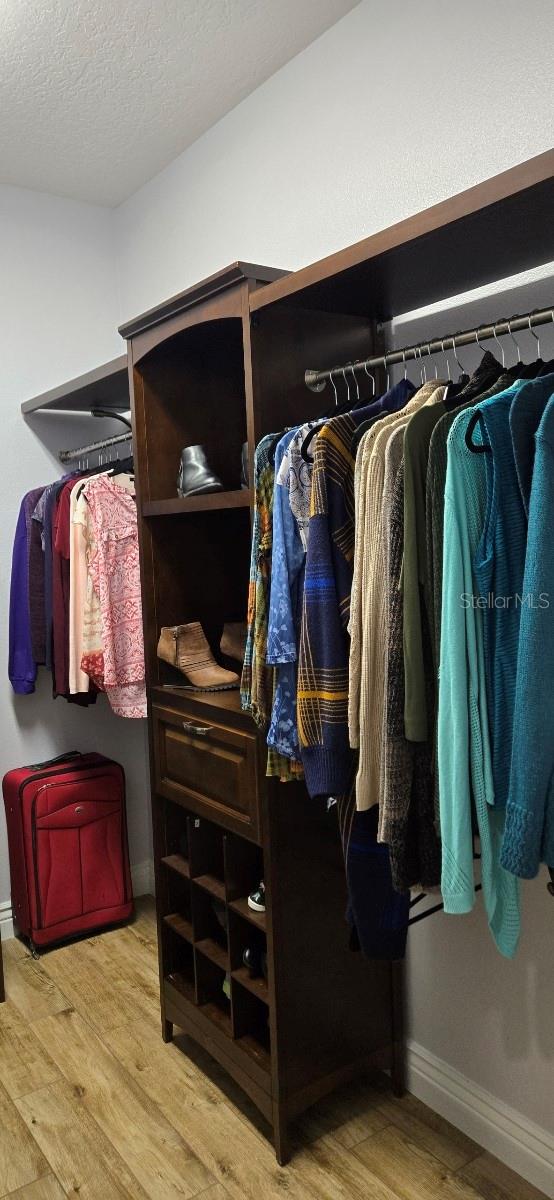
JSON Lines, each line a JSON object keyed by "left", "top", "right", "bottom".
{"left": 351, "top": 383, "right": 446, "bottom": 812}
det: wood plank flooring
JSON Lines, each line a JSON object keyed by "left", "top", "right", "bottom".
{"left": 0, "top": 898, "right": 548, "bottom": 1200}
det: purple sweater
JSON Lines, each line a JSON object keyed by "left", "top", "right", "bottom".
{"left": 9, "top": 489, "right": 46, "bottom": 694}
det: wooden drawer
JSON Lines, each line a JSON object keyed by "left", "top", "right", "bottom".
{"left": 152, "top": 701, "right": 261, "bottom": 841}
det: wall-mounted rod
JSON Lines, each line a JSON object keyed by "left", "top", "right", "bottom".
{"left": 305, "top": 306, "right": 554, "bottom": 392}
{"left": 59, "top": 430, "right": 131, "bottom": 465}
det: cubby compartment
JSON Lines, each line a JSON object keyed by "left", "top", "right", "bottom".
{"left": 189, "top": 816, "right": 225, "bottom": 893}
{"left": 161, "top": 801, "right": 190, "bottom": 877}
{"left": 232, "top": 985, "right": 271, "bottom": 1074}
{"left": 229, "top": 908, "right": 268, "bottom": 1004}
{"left": 164, "top": 868, "right": 192, "bottom": 937}
{"left": 163, "top": 925, "right": 196, "bottom": 1005}
{"left": 224, "top": 833, "right": 264, "bottom": 903}
{"left": 144, "top": 508, "right": 251, "bottom": 688}
{"left": 195, "top": 950, "right": 232, "bottom": 1036}
{"left": 134, "top": 319, "right": 248, "bottom": 504}
{"left": 191, "top": 883, "right": 229, "bottom": 970}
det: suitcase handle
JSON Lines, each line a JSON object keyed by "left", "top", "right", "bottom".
{"left": 26, "top": 751, "right": 82, "bottom": 771}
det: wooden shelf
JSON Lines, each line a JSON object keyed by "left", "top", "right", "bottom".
{"left": 229, "top": 897, "right": 266, "bottom": 932}
{"left": 119, "top": 262, "right": 288, "bottom": 340}
{"left": 194, "top": 873, "right": 226, "bottom": 902}
{"left": 161, "top": 854, "right": 190, "bottom": 879}
{"left": 163, "top": 913, "right": 193, "bottom": 943}
{"left": 153, "top": 685, "right": 243, "bottom": 715}
{"left": 142, "top": 490, "right": 252, "bottom": 516}
{"left": 236, "top": 1034, "right": 271, "bottom": 1074}
{"left": 21, "top": 355, "right": 129, "bottom": 414}
{"left": 232, "top": 967, "right": 269, "bottom": 1004}
{"left": 199, "top": 1001, "right": 232, "bottom": 1037}
{"left": 166, "top": 971, "right": 196, "bottom": 1003}
{"left": 195, "top": 938, "right": 229, "bottom": 971}
{"left": 250, "top": 150, "right": 554, "bottom": 320}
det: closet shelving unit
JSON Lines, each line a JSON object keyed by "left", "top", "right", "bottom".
{"left": 120, "top": 149, "right": 554, "bottom": 1165}
{"left": 21, "top": 355, "right": 130, "bottom": 414}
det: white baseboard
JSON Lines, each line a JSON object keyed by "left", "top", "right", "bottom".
{"left": 407, "top": 1040, "right": 554, "bottom": 1199}
{"left": 131, "top": 858, "right": 155, "bottom": 898}
{"left": 0, "top": 858, "right": 155, "bottom": 944}
{"left": 0, "top": 899, "right": 14, "bottom": 941}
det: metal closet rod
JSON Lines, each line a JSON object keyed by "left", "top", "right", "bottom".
{"left": 59, "top": 430, "right": 131, "bottom": 465}
{"left": 305, "top": 306, "right": 554, "bottom": 391}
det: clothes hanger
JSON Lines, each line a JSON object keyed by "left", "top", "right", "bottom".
{"left": 301, "top": 364, "right": 361, "bottom": 462}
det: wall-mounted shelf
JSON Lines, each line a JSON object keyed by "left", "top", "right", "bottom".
{"left": 21, "top": 355, "right": 129, "bottom": 414}
{"left": 142, "top": 490, "right": 252, "bottom": 517}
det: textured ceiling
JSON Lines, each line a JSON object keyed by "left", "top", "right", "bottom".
{"left": 0, "top": 0, "right": 359, "bottom": 206}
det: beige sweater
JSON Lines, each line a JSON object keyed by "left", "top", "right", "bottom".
{"left": 352, "top": 383, "right": 446, "bottom": 811}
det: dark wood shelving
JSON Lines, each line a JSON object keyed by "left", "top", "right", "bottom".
{"left": 161, "top": 854, "right": 190, "bottom": 879}
{"left": 163, "top": 913, "right": 194, "bottom": 943}
{"left": 195, "top": 937, "right": 229, "bottom": 971}
{"left": 194, "top": 873, "right": 226, "bottom": 902}
{"left": 199, "top": 1001, "right": 232, "bottom": 1037}
{"left": 229, "top": 897, "right": 266, "bottom": 932}
{"left": 21, "top": 354, "right": 129, "bottom": 414}
{"left": 166, "top": 972, "right": 196, "bottom": 1003}
{"left": 250, "top": 150, "right": 554, "bottom": 320}
{"left": 232, "top": 967, "right": 269, "bottom": 1004}
{"left": 236, "top": 1034, "right": 271, "bottom": 1075}
{"left": 143, "top": 490, "right": 252, "bottom": 517}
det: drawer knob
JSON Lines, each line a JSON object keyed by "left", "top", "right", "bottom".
{"left": 182, "top": 720, "right": 211, "bottom": 737}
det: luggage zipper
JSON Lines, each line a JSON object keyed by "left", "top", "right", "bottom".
{"left": 30, "top": 771, "right": 121, "bottom": 930}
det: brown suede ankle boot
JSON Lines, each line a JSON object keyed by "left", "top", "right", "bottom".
{"left": 220, "top": 622, "right": 248, "bottom": 664}
{"left": 157, "top": 623, "right": 239, "bottom": 690}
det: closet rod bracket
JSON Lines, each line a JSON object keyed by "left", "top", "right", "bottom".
{"left": 305, "top": 369, "right": 327, "bottom": 393}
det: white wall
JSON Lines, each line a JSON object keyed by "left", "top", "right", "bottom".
{"left": 111, "top": 0, "right": 554, "bottom": 1188}
{"left": 0, "top": 184, "right": 152, "bottom": 916}
{"left": 115, "top": 0, "right": 554, "bottom": 321}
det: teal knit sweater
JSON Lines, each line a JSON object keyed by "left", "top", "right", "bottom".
{"left": 438, "top": 407, "right": 520, "bottom": 957}
{"left": 502, "top": 391, "right": 554, "bottom": 878}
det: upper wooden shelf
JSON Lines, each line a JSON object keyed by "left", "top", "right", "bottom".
{"left": 250, "top": 150, "right": 554, "bottom": 320}
{"left": 21, "top": 355, "right": 129, "bottom": 415}
{"left": 119, "top": 261, "right": 288, "bottom": 341}
{"left": 142, "top": 490, "right": 252, "bottom": 517}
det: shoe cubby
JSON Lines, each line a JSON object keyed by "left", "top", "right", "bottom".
{"left": 143, "top": 508, "right": 252, "bottom": 688}
{"left": 195, "top": 950, "right": 232, "bottom": 1037}
{"left": 191, "top": 885, "right": 229, "bottom": 967}
{"left": 229, "top": 908, "right": 269, "bottom": 1004}
{"left": 163, "top": 923, "right": 196, "bottom": 1005}
{"left": 162, "top": 802, "right": 190, "bottom": 872}
{"left": 231, "top": 985, "right": 271, "bottom": 1075}
{"left": 224, "top": 833, "right": 264, "bottom": 903}
{"left": 133, "top": 319, "right": 248, "bottom": 505}
{"left": 189, "top": 815, "right": 225, "bottom": 894}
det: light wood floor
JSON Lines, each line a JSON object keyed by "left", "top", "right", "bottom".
{"left": 0, "top": 898, "right": 547, "bottom": 1200}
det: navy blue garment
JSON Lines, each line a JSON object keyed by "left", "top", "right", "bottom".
{"left": 345, "top": 807, "right": 409, "bottom": 961}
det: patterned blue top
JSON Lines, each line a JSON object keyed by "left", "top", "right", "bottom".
{"left": 267, "top": 429, "right": 304, "bottom": 761}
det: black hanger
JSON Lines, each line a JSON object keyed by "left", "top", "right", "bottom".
{"left": 351, "top": 411, "right": 391, "bottom": 455}
{"left": 465, "top": 410, "right": 490, "bottom": 454}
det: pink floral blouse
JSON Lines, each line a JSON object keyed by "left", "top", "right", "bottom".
{"left": 83, "top": 475, "right": 146, "bottom": 718}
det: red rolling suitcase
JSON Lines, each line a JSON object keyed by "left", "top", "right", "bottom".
{"left": 2, "top": 751, "right": 133, "bottom": 951}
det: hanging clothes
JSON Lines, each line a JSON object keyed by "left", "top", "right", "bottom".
{"left": 298, "top": 380, "right": 415, "bottom": 800}
{"left": 9, "top": 489, "right": 45, "bottom": 695}
{"left": 82, "top": 473, "right": 146, "bottom": 719}
{"left": 10, "top": 464, "right": 146, "bottom": 719}
{"left": 438, "top": 405, "right": 521, "bottom": 956}
{"left": 241, "top": 434, "right": 303, "bottom": 780}
{"left": 503, "top": 392, "right": 554, "bottom": 878}
{"left": 474, "top": 375, "right": 554, "bottom": 807}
